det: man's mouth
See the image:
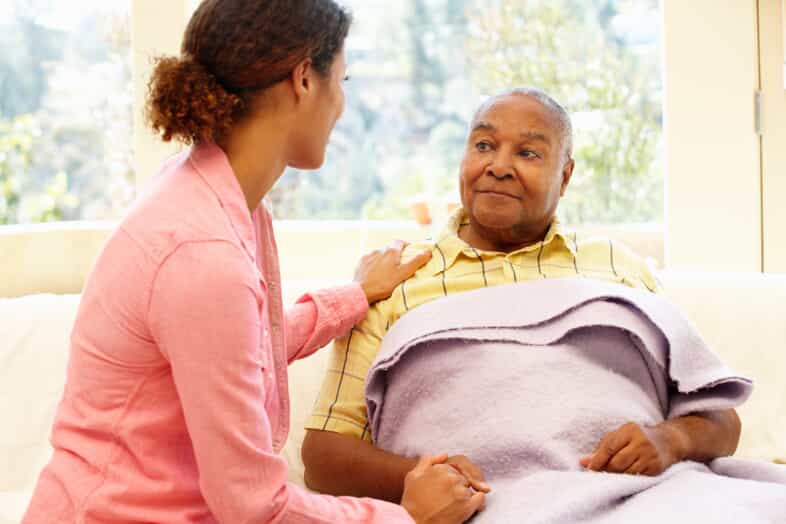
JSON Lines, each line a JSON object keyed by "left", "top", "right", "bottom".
{"left": 477, "top": 190, "right": 519, "bottom": 199}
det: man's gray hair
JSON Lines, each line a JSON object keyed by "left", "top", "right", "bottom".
{"left": 472, "top": 87, "right": 574, "bottom": 162}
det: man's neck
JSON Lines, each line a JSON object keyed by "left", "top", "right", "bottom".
{"left": 458, "top": 218, "right": 553, "bottom": 253}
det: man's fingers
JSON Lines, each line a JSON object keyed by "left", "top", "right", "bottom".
{"left": 605, "top": 445, "right": 638, "bottom": 473}
{"left": 449, "top": 462, "right": 491, "bottom": 493}
{"left": 625, "top": 458, "right": 647, "bottom": 476}
{"left": 587, "top": 430, "right": 630, "bottom": 471}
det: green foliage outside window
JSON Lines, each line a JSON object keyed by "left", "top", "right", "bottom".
{"left": 467, "top": 0, "right": 663, "bottom": 223}
{"left": 1, "top": 0, "right": 662, "bottom": 225}
{"left": 272, "top": 0, "right": 663, "bottom": 224}
{"left": 0, "top": 1, "right": 132, "bottom": 225}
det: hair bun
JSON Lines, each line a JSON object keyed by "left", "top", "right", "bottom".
{"left": 145, "top": 54, "right": 243, "bottom": 145}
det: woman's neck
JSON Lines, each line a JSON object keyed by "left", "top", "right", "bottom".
{"left": 218, "top": 117, "right": 290, "bottom": 213}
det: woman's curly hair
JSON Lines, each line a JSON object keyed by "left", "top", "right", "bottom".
{"left": 146, "top": 0, "right": 351, "bottom": 145}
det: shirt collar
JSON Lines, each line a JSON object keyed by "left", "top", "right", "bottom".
{"left": 429, "top": 208, "right": 576, "bottom": 276}
{"left": 188, "top": 142, "right": 258, "bottom": 260}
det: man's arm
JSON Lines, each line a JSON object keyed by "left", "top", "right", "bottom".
{"left": 581, "top": 409, "right": 741, "bottom": 475}
{"left": 302, "top": 295, "right": 489, "bottom": 501}
{"left": 303, "top": 430, "right": 490, "bottom": 503}
{"left": 303, "top": 429, "right": 418, "bottom": 502}
{"left": 661, "top": 408, "right": 741, "bottom": 461}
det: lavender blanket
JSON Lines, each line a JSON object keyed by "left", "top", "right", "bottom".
{"left": 365, "top": 279, "right": 786, "bottom": 523}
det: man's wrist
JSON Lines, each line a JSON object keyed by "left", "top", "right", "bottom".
{"left": 657, "top": 419, "right": 691, "bottom": 462}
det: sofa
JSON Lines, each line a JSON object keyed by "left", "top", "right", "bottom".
{"left": 2, "top": 273, "right": 785, "bottom": 524}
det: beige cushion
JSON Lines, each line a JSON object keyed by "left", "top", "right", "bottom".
{"left": 0, "top": 294, "right": 80, "bottom": 492}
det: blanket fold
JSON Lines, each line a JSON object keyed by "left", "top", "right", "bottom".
{"left": 365, "top": 279, "right": 786, "bottom": 523}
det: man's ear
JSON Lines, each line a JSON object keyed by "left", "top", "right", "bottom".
{"left": 289, "top": 57, "right": 314, "bottom": 102}
{"left": 559, "top": 158, "right": 575, "bottom": 197}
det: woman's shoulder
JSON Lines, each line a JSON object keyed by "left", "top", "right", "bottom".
{"left": 120, "top": 160, "right": 241, "bottom": 267}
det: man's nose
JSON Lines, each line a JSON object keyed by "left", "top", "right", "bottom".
{"left": 486, "top": 152, "right": 515, "bottom": 180}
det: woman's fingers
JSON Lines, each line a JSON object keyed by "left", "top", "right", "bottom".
{"left": 447, "top": 455, "right": 491, "bottom": 493}
{"left": 463, "top": 491, "right": 487, "bottom": 520}
{"left": 412, "top": 453, "right": 450, "bottom": 474}
{"left": 400, "top": 249, "right": 432, "bottom": 276}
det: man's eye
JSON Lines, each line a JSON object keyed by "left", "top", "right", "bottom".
{"left": 476, "top": 142, "right": 491, "bottom": 152}
{"left": 519, "top": 149, "right": 538, "bottom": 159}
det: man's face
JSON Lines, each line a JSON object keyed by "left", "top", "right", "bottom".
{"left": 459, "top": 94, "right": 573, "bottom": 241}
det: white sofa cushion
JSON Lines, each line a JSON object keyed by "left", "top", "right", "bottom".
{"left": 0, "top": 294, "right": 79, "bottom": 493}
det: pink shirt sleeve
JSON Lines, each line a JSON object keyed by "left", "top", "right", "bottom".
{"left": 285, "top": 283, "right": 369, "bottom": 363}
{"left": 149, "top": 241, "right": 411, "bottom": 524}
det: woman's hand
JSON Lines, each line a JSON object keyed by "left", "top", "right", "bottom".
{"left": 446, "top": 455, "right": 490, "bottom": 493}
{"left": 401, "top": 454, "right": 486, "bottom": 524}
{"left": 353, "top": 241, "right": 432, "bottom": 304}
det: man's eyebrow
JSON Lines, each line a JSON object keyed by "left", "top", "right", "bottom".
{"left": 519, "top": 130, "right": 551, "bottom": 144}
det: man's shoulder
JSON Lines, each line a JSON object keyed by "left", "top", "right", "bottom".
{"left": 566, "top": 229, "right": 661, "bottom": 292}
{"left": 567, "top": 229, "right": 644, "bottom": 259}
{"left": 364, "top": 239, "right": 444, "bottom": 322}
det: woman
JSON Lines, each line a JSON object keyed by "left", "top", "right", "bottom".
{"left": 22, "top": 1, "right": 487, "bottom": 523}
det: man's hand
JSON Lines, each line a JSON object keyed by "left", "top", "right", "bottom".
{"left": 580, "top": 422, "right": 682, "bottom": 476}
{"left": 581, "top": 410, "right": 741, "bottom": 476}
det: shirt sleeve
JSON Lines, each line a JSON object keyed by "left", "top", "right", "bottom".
{"left": 305, "top": 298, "right": 391, "bottom": 441}
{"left": 285, "top": 283, "right": 369, "bottom": 364}
{"left": 149, "top": 241, "right": 411, "bottom": 524}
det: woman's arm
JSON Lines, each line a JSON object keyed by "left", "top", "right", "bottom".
{"left": 285, "top": 284, "right": 369, "bottom": 363}
{"left": 149, "top": 241, "right": 412, "bottom": 524}
{"left": 285, "top": 242, "right": 432, "bottom": 363}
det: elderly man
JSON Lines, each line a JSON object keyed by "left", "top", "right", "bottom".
{"left": 302, "top": 88, "right": 741, "bottom": 503}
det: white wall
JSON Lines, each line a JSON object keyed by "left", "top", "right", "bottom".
{"left": 662, "top": 0, "right": 762, "bottom": 272}
{"left": 761, "top": 0, "right": 786, "bottom": 272}
{"left": 131, "top": 0, "right": 189, "bottom": 186}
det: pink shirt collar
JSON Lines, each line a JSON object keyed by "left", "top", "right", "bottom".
{"left": 189, "top": 142, "right": 258, "bottom": 262}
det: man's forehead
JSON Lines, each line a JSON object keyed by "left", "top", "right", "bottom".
{"left": 471, "top": 95, "right": 559, "bottom": 135}
{"left": 471, "top": 120, "right": 551, "bottom": 143}
{"left": 470, "top": 97, "right": 558, "bottom": 142}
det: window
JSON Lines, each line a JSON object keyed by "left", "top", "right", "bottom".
{"left": 0, "top": 0, "right": 133, "bottom": 224}
{"left": 2, "top": 0, "right": 662, "bottom": 226}
{"left": 272, "top": 0, "right": 664, "bottom": 225}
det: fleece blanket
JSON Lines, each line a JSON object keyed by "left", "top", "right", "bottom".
{"left": 365, "top": 279, "right": 786, "bottom": 523}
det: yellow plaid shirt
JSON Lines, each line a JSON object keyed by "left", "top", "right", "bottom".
{"left": 306, "top": 210, "right": 661, "bottom": 441}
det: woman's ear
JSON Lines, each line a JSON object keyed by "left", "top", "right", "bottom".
{"left": 290, "top": 57, "right": 314, "bottom": 102}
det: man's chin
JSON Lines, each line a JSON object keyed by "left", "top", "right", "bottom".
{"left": 470, "top": 207, "right": 523, "bottom": 232}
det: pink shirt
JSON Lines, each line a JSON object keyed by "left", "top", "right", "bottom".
{"left": 23, "top": 143, "right": 413, "bottom": 524}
